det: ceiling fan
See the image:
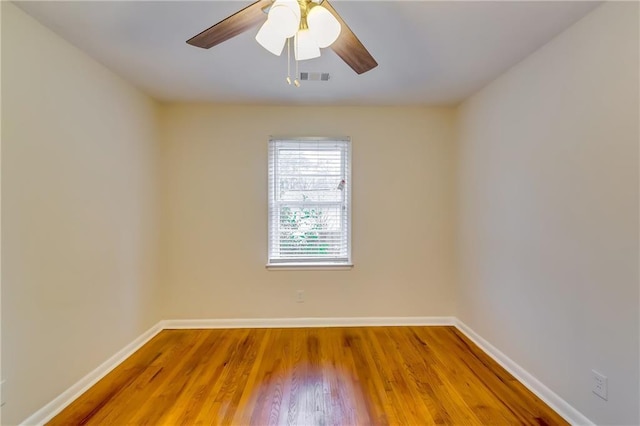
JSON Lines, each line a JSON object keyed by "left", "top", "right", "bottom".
{"left": 186, "top": 0, "right": 378, "bottom": 75}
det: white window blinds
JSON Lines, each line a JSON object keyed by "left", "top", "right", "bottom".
{"left": 268, "top": 138, "right": 351, "bottom": 265}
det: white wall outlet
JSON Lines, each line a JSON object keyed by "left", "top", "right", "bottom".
{"left": 296, "top": 290, "right": 305, "bottom": 303}
{"left": 592, "top": 370, "right": 608, "bottom": 400}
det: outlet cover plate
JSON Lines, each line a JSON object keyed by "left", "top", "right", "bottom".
{"left": 592, "top": 370, "right": 608, "bottom": 400}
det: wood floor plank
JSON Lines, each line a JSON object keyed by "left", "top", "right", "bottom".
{"left": 372, "top": 328, "right": 437, "bottom": 423}
{"left": 47, "top": 326, "right": 568, "bottom": 426}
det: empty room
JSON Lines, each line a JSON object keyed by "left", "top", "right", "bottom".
{"left": 1, "top": 0, "right": 638, "bottom": 425}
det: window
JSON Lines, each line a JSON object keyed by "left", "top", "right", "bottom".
{"left": 268, "top": 137, "right": 352, "bottom": 267}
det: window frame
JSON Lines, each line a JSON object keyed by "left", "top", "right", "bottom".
{"left": 266, "top": 136, "right": 352, "bottom": 269}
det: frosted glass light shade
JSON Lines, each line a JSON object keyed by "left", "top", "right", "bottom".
{"left": 255, "top": 20, "right": 286, "bottom": 55}
{"left": 268, "top": 0, "right": 301, "bottom": 38}
{"left": 294, "top": 29, "right": 320, "bottom": 60}
{"left": 307, "top": 5, "right": 341, "bottom": 48}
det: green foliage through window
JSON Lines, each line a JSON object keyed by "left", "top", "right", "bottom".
{"left": 279, "top": 204, "right": 331, "bottom": 255}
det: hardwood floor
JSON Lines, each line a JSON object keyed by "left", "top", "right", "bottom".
{"left": 48, "top": 326, "right": 567, "bottom": 425}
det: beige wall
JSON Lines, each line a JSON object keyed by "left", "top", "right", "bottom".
{"left": 158, "top": 104, "right": 457, "bottom": 319}
{"left": 456, "top": 3, "right": 639, "bottom": 425}
{"left": 1, "top": 3, "right": 161, "bottom": 424}
{"left": 0, "top": 1, "right": 4, "bottom": 423}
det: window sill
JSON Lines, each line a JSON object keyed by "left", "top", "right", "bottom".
{"left": 266, "top": 263, "right": 354, "bottom": 271}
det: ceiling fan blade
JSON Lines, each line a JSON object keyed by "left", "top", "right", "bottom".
{"left": 322, "top": 0, "right": 378, "bottom": 74}
{"left": 187, "top": 0, "right": 272, "bottom": 49}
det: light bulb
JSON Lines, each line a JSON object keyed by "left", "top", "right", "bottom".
{"left": 307, "top": 5, "right": 341, "bottom": 48}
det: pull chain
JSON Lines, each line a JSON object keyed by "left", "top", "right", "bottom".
{"left": 294, "top": 34, "right": 300, "bottom": 87}
{"left": 286, "top": 38, "right": 292, "bottom": 85}
{"left": 294, "top": 58, "right": 300, "bottom": 87}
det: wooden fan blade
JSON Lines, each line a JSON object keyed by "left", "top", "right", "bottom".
{"left": 187, "top": 0, "right": 272, "bottom": 49}
{"left": 322, "top": 0, "right": 378, "bottom": 74}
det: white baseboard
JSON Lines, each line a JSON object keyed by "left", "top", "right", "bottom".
{"left": 454, "top": 319, "right": 593, "bottom": 426}
{"left": 20, "top": 322, "right": 163, "bottom": 426}
{"left": 161, "top": 316, "right": 455, "bottom": 329}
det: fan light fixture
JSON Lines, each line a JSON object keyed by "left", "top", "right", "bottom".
{"left": 255, "top": 0, "right": 341, "bottom": 60}
{"left": 307, "top": 4, "right": 341, "bottom": 48}
{"left": 294, "top": 29, "right": 320, "bottom": 61}
{"left": 267, "top": 0, "right": 300, "bottom": 39}
{"left": 255, "top": 20, "right": 287, "bottom": 55}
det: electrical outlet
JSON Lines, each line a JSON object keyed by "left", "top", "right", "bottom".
{"left": 296, "top": 290, "right": 305, "bottom": 303}
{"left": 592, "top": 370, "right": 608, "bottom": 400}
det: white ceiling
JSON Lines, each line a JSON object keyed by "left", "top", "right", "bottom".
{"left": 15, "top": 1, "right": 599, "bottom": 105}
